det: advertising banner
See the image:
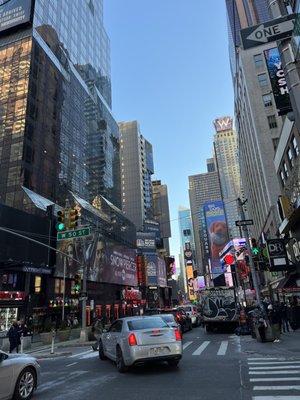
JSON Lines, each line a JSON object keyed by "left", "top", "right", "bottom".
{"left": 55, "top": 233, "right": 137, "bottom": 287}
{"left": 186, "top": 263, "right": 196, "bottom": 301}
{"left": 157, "top": 256, "right": 167, "bottom": 287}
{"left": 144, "top": 252, "right": 158, "bottom": 286}
{"left": 264, "top": 47, "right": 292, "bottom": 116}
{"left": 0, "top": 0, "right": 33, "bottom": 34}
{"left": 136, "top": 232, "right": 156, "bottom": 251}
{"left": 204, "top": 201, "right": 229, "bottom": 278}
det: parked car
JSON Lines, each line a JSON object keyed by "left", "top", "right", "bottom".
{"left": 160, "top": 309, "right": 192, "bottom": 333}
{"left": 152, "top": 314, "right": 179, "bottom": 330}
{"left": 99, "top": 316, "right": 182, "bottom": 372}
{"left": 178, "top": 304, "right": 201, "bottom": 327}
{"left": 0, "top": 350, "right": 41, "bottom": 400}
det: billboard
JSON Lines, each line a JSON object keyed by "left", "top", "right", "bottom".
{"left": 204, "top": 201, "right": 229, "bottom": 278}
{"left": 264, "top": 47, "right": 292, "bottom": 116}
{"left": 213, "top": 116, "right": 233, "bottom": 132}
{"left": 157, "top": 256, "right": 167, "bottom": 287}
{"left": 136, "top": 232, "right": 156, "bottom": 251}
{"left": 144, "top": 252, "right": 158, "bottom": 286}
{"left": 186, "top": 263, "right": 196, "bottom": 301}
{"left": 55, "top": 233, "right": 137, "bottom": 287}
{"left": 0, "top": 0, "right": 33, "bottom": 34}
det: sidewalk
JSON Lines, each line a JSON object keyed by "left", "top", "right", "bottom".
{"left": 240, "top": 329, "right": 300, "bottom": 357}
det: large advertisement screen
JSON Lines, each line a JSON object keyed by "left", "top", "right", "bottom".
{"left": 0, "top": 0, "right": 33, "bottom": 33}
{"left": 204, "top": 201, "right": 228, "bottom": 278}
{"left": 157, "top": 256, "right": 167, "bottom": 287}
{"left": 55, "top": 233, "right": 137, "bottom": 287}
{"left": 264, "top": 47, "right": 292, "bottom": 116}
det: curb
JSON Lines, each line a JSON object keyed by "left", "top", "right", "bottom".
{"left": 35, "top": 351, "right": 72, "bottom": 359}
{"left": 57, "top": 341, "right": 96, "bottom": 348}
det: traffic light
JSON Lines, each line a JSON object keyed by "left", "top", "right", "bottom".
{"left": 74, "top": 274, "right": 81, "bottom": 294}
{"left": 250, "top": 238, "right": 260, "bottom": 256}
{"left": 69, "top": 208, "right": 79, "bottom": 229}
{"left": 56, "top": 210, "right": 66, "bottom": 231}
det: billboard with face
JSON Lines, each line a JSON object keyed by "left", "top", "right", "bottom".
{"left": 0, "top": 0, "right": 33, "bottom": 33}
{"left": 55, "top": 233, "right": 137, "bottom": 287}
{"left": 264, "top": 47, "right": 292, "bottom": 116}
{"left": 204, "top": 201, "right": 228, "bottom": 278}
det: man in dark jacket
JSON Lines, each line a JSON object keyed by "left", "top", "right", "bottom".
{"left": 8, "top": 321, "right": 21, "bottom": 353}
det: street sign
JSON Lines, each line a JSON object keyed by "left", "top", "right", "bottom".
{"left": 57, "top": 227, "right": 91, "bottom": 241}
{"left": 241, "top": 14, "right": 295, "bottom": 50}
{"left": 266, "top": 238, "right": 289, "bottom": 271}
{"left": 235, "top": 219, "right": 253, "bottom": 227}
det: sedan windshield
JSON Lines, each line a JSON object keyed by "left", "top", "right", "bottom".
{"left": 160, "top": 315, "right": 175, "bottom": 323}
{"left": 127, "top": 317, "right": 168, "bottom": 331}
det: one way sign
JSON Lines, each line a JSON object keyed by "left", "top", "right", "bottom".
{"left": 241, "top": 14, "right": 295, "bottom": 50}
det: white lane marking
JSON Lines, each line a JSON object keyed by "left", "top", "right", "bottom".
{"left": 183, "top": 341, "right": 193, "bottom": 350}
{"left": 69, "top": 349, "right": 93, "bottom": 358}
{"left": 251, "top": 378, "right": 300, "bottom": 382}
{"left": 250, "top": 366, "right": 300, "bottom": 370}
{"left": 250, "top": 371, "right": 300, "bottom": 375}
{"left": 248, "top": 358, "right": 284, "bottom": 361}
{"left": 192, "top": 341, "right": 210, "bottom": 356}
{"left": 254, "top": 386, "right": 300, "bottom": 391}
{"left": 252, "top": 397, "right": 300, "bottom": 400}
{"left": 249, "top": 362, "right": 300, "bottom": 365}
{"left": 217, "top": 341, "right": 228, "bottom": 356}
{"left": 79, "top": 352, "right": 98, "bottom": 360}
{"left": 66, "top": 362, "right": 78, "bottom": 367}
{"left": 38, "top": 371, "right": 88, "bottom": 393}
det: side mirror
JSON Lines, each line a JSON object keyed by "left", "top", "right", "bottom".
{"left": 0, "top": 352, "right": 8, "bottom": 362}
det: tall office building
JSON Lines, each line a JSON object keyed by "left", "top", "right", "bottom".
{"left": 213, "top": 116, "right": 241, "bottom": 238}
{"left": 226, "top": 0, "right": 270, "bottom": 76}
{"left": 0, "top": 0, "right": 121, "bottom": 211}
{"left": 178, "top": 207, "right": 195, "bottom": 291}
{"left": 188, "top": 170, "right": 222, "bottom": 274}
{"left": 152, "top": 180, "right": 171, "bottom": 256}
{"left": 119, "top": 121, "right": 154, "bottom": 230}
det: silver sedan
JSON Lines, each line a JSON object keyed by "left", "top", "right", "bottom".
{"left": 99, "top": 316, "right": 182, "bottom": 372}
{"left": 0, "top": 350, "right": 41, "bottom": 400}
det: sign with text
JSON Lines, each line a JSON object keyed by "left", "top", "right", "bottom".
{"left": 241, "top": 14, "right": 295, "bottom": 50}
{"left": 267, "top": 238, "right": 289, "bottom": 271}
{"left": 235, "top": 219, "right": 253, "bottom": 227}
{"left": 0, "top": 0, "right": 33, "bottom": 34}
{"left": 57, "top": 227, "right": 91, "bottom": 241}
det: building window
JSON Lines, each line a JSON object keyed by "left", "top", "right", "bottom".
{"left": 254, "top": 54, "right": 263, "bottom": 68}
{"left": 272, "top": 138, "right": 279, "bottom": 151}
{"left": 183, "top": 229, "right": 191, "bottom": 236}
{"left": 288, "top": 148, "right": 294, "bottom": 168}
{"left": 280, "top": 170, "right": 286, "bottom": 186}
{"left": 55, "top": 279, "right": 64, "bottom": 294}
{"left": 283, "top": 161, "right": 289, "bottom": 178}
{"left": 262, "top": 94, "right": 272, "bottom": 107}
{"left": 292, "top": 135, "right": 299, "bottom": 156}
{"left": 34, "top": 276, "right": 42, "bottom": 293}
{"left": 258, "top": 73, "right": 268, "bottom": 87}
{"left": 267, "top": 115, "right": 277, "bottom": 129}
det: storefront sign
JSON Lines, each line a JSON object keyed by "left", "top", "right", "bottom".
{"left": 0, "top": 291, "right": 25, "bottom": 301}
{"left": 21, "top": 266, "right": 51, "bottom": 274}
{"left": 0, "top": 0, "right": 33, "bottom": 33}
{"left": 267, "top": 238, "right": 289, "bottom": 271}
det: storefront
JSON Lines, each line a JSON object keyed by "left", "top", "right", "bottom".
{"left": 0, "top": 291, "right": 26, "bottom": 333}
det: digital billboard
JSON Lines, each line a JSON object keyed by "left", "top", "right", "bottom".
{"left": 55, "top": 233, "right": 137, "bottom": 287}
{"left": 186, "top": 263, "right": 196, "bottom": 301}
{"left": 144, "top": 252, "right": 158, "bottom": 286}
{"left": 157, "top": 256, "right": 167, "bottom": 287}
{"left": 204, "top": 201, "right": 229, "bottom": 279}
{"left": 264, "top": 47, "right": 292, "bottom": 116}
{"left": 0, "top": 0, "right": 33, "bottom": 34}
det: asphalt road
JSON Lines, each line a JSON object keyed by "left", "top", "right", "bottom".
{"left": 32, "top": 327, "right": 300, "bottom": 400}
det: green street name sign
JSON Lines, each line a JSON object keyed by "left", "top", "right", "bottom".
{"left": 57, "top": 227, "right": 91, "bottom": 241}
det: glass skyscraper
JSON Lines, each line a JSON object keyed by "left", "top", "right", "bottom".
{"left": 0, "top": 0, "right": 120, "bottom": 211}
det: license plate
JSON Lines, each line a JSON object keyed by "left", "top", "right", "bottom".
{"left": 149, "top": 347, "right": 164, "bottom": 356}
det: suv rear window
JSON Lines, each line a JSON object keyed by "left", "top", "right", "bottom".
{"left": 160, "top": 315, "right": 175, "bottom": 323}
{"left": 127, "top": 317, "right": 168, "bottom": 331}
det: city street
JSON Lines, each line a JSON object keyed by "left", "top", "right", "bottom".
{"left": 31, "top": 327, "right": 300, "bottom": 400}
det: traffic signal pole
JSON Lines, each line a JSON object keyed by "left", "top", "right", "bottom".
{"left": 80, "top": 245, "right": 87, "bottom": 342}
{"left": 237, "top": 198, "right": 263, "bottom": 309}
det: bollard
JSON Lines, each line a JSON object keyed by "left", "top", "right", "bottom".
{"left": 20, "top": 333, "right": 24, "bottom": 353}
{"left": 50, "top": 329, "right": 56, "bottom": 355}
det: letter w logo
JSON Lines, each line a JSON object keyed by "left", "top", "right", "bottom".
{"left": 216, "top": 117, "right": 231, "bottom": 131}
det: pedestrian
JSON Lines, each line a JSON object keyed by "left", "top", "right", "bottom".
{"left": 268, "top": 304, "right": 281, "bottom": 342}
{"left": 8, "top": 321, "right": 21, "bottom": 353}
{"left": 279, "top": 302, "right": 290, "bottom": 333}
{"left": 73, "top": 316, "right": 79, "bottom": 327}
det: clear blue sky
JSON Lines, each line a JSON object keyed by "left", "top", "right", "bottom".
{"left": 104, "top": 0, "right": 234, "bottom": 264}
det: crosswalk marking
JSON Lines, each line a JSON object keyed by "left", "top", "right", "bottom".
{"left": 217, "top": 341, "right": 228, "bottom": 356}
{"left": 183, "top": 341, "right": 193, "bottom": 350}
{"left": 250, "top": 366, "right": 300, "bottom": 370}
{"left": 249, "top": 362, "right": 300, "bottom": 366}
{"left": 250, "top": 370, "right": 300, "bottom": 375}
{"left": 251, "top": 378, "right": 300, "bottom": 382}
{"left": 253, "top": 386, "right": 300, "bottom": 391}
{"left": 192, "top": 341, "right": 210, "bottom": 356}
{"left": 253, "top": 397, "right": 300, "bottom": 400}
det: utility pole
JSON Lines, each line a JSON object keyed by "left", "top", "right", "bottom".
{"left": 237, "top": 198, "right": 263, "bottom": 309}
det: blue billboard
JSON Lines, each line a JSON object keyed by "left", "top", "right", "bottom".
{"left": 203, "top": 201, "right": 229, "bottom": 278}
{"left": 0, "top": 0, "right": 33, "bottom": 34}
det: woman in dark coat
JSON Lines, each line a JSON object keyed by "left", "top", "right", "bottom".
{"left": 8, "top": 321, "right": 21, "bottom": 353}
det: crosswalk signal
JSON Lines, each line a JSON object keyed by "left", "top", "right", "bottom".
{"left": 56, "top": 210, "right": 66, "bottom": 231}
{"left": 251, "top": 238, "right": 260, "bottom": 256}
{"left": 69, "top": 208, "right": 79, "bottom": 230}
{"left": 74, "top": 274, "right": 81, "bottom": 294}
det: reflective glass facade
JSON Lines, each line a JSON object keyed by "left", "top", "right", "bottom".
{"left": 0, "top": 0, "right": 121, "bottom": 210}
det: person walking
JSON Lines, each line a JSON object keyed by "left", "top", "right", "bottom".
{"left": 268, "top": 304, "right": 281, "bottom": 342}
{"left": 8, "top": 321, "right": 21, "bottom": 353}
{"left": 280, "top": 302, "right": 290, "bottom": 333}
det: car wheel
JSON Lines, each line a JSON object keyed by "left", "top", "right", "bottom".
{"left": 168, "top": 359, "right": 180, "bottom": 368}
{"left": 98, "top": 340, "right": 107, "bottom": 360}
{"left": 13, "top": 367, "right": 36, "bottom": 400}
{"left": 116, "top": 346, "right": 128, "bottom": 373}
